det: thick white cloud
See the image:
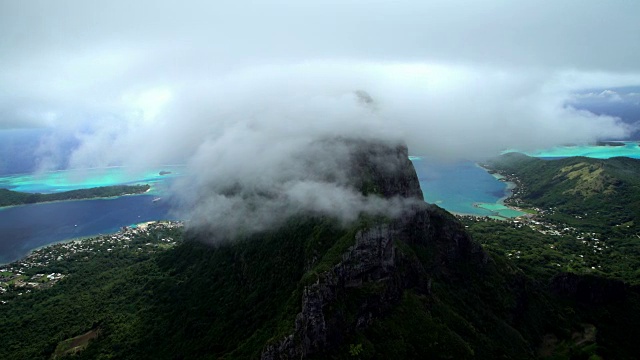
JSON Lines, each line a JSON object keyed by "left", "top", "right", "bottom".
{"left": 17, "top": 62, "right": 631, "bottom": 169}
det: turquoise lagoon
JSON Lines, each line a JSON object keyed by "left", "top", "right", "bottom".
{"left": 506, "top": 141, "right": 640, "bottom": 159}
{"left": 0, "top": 165, "right": 185, "bottom": 194}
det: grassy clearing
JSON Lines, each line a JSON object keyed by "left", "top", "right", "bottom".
{"left": 7, "top": 275, "right": 27, "bottom": 285}
{"left": 52, "top": 328, "right": 100, "bottom": 358}
{"left": 519, "top": 208, "right": 538, "bottom": 214}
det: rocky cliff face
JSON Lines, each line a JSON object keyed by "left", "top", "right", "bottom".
{"left": 262, "top": 223, "right": 404, "bottom": 359}
{"left": 347, "top": 139, "right": 424, "bottom": 200}
{"left": 262, "top": 141, "right": 487, "bottom": 359}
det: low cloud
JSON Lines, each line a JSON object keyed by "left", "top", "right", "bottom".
{"left": 173, "top": 137, "right": 423, "bottom": 240}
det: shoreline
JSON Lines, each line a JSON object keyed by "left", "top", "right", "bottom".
{"left": 0, "top": 219, "right": 177, "bottom": 267}
{"left": 478, "top": 164, "right": 536, "bottom": 217}
{"left": 475, "top": 163, "right": 524, "bottom": 215}
{"left": 475, "top": 163, "right": 518, "bottom": 204}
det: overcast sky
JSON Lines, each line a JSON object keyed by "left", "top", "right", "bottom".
{"left": 2, "top": 0, "right": 640, "bottom": 167}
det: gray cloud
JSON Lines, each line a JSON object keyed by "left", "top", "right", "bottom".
{"left": 2, "top": 0, "right": 639, "bottom": 71}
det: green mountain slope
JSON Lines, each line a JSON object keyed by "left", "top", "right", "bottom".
{"left": 482, "top": 153, "right": 640, "bottom": 285}
{"left": 486, "top": 153, "right": 640, "bottom": 231}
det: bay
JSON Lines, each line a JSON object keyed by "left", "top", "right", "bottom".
{"left": 0, "top": 167, "right": 184, "bottom": 264}
{"left": 410, "top": 157, "right": 522, "bottom": 218}
{"left": 0, "top": 195, "right": 177, "bottom": 264}
{"left": 410, "top": 141, "right": 640, "bottom": 219}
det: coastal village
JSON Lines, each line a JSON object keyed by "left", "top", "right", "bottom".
{"left": 460, "top": 214, "right": 609, "bottom": 260}
{"left": 457, "top": 167, "right": 615, "bottom": 275}
{"left": 0, "top": 221, "right": 182, "bottom": 303}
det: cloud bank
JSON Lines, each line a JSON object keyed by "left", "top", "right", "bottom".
{"left": 1, "top": 0, "right": 640, "bottom": 237}
{"left": 9, "top": 62, "right": 636, "bottom": 169}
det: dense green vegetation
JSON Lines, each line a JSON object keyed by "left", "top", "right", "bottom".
{"left": 459, "top": 218, "right": 640, "bottom": 359}
{"left": 0, "top": 224, "right": 182, "bottom": 359}
{"left": 487, "top": 153, "right": 640, "bottom": 232}
{"left": 462, "top": 218, "right": 640, "bottom": 284}
{"left": 316, "top": 212, "right": 640, "bottom": 359}
{"left": 0, "top": 216, "right": 366, "bottom": 359}
{"left": 2, "top": 209, "right": 639, "bottom": 359}
{"left": 482, "top": 153, "right": 640, "bottom": 284}
{"left": 0, "top": 185, "right": 151, "bottom": 207}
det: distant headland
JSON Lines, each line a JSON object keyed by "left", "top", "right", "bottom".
{"left": 0, "top": 184, "right": 151, "bottom": 207}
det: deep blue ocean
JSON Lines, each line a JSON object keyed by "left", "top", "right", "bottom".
{"left": 0, "top": 195, "right": 177, "bottom": 264}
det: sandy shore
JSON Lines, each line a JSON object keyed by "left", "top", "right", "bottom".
{"left": 475, "top": 163, "right": 526, "bottom": 217}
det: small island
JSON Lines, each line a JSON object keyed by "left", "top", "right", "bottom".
{"left": 595, "top": 141, "right": 625, "bottom": 147}
{"left": 0, "top": 184, "right": 151, "bottom": 207}
{"left": 159, "top": 171, "right": 172, "bottom": 175}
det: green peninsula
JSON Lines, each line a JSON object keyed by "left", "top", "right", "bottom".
{"left": 478, "top": 153, "right": 640, "bottom": 284}
{"left": 485, "top": 153, "right": 640, "bottom": 231}
{"left": 0, "top": 184, "right": 151, "bottom": 207}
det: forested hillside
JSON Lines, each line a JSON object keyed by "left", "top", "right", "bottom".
{"left": 486, "top": 153, "right": 640, "bottom": 232}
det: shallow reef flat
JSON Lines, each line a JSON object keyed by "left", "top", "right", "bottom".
{"left": 507, "top": 141, "right": 640, "bottom": 159}
{"left": 0, "top": 166, "right": 185, "bottom": 194}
